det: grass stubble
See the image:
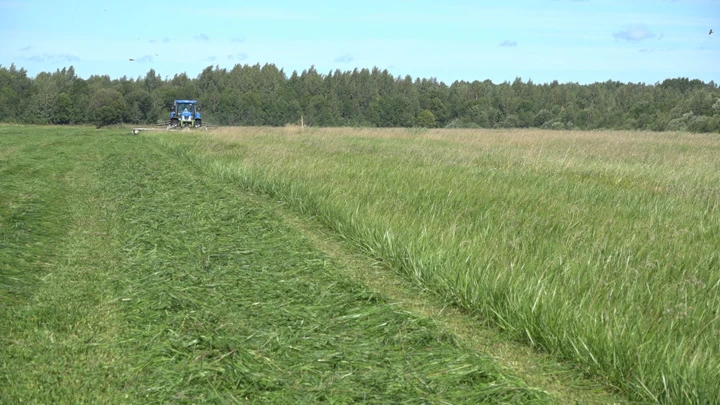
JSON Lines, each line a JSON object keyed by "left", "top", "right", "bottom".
{"left": 154, "top": 125, "right": 720, "bottom": 404}
{"left": 1, "top": 125, "right": 551, "bottom": 403}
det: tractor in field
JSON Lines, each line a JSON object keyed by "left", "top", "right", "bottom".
{"left": 131, "top": 99, "right": 207, "bottom": 134}
{"left": 170, "top": 99, "right": 202, "bottom": 128}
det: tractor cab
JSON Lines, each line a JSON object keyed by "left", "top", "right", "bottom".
{"left": 170, "top": 99, "right": 202, "bottom": 128}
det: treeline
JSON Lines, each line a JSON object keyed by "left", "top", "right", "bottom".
{"left": 1, "top": 63, "right": 719, "bottom": 132}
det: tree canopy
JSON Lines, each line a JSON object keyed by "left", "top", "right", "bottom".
{"left": 0, "top": 63, "right": 718, "bottom": 132}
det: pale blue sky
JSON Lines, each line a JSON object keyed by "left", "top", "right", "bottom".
{"left": 1, "top": 0, "right": 718, "bottom": 84}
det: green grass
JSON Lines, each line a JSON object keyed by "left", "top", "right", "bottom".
{"left": 0, "top": 125, "right": 88, "bottom": 307}
{"left": 0, "top": 125, "right": 551, "bottom": 404}
{"left": 153, "top": 126, "right": 720, "bottom": 404}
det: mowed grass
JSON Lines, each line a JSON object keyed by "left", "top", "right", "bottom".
{"left": 154, "top": 126, "right": 720, "bottom": 404}
{"left": 0, "top": 125, "right": 551, "bottom": 404}
{"left": 0, "top": 125, "right": 84, "bottom": 307}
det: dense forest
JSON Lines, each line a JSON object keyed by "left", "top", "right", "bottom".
{"left": 0, "top": 63, "right": 718, "bottom": 132}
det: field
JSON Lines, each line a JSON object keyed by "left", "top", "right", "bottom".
{"left": 2, "top": 125, "right": 719, "bottom": 403}
{"left": 0, "top": 125, "right": 560, "bottom": 404}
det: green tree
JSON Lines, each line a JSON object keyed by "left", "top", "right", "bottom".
{"left": 465, "top": 104, "right": 490, "bottom": 128}
{"left": 368, "top": 96, "right": 415, "bottom": 127}
{"left": 533, "top": 109, "right": 552, "bottom": 127}
{"left": 428, "top": 97, "right": 449, "bottom": 126}
{"left": 53, "top": 93, "right": 73, "bottom": 124}
{"left": 0, "top": 64, "right": 34, "bottom": 122}
{"left": 502, "top": 114, "right": 520, "bottom": 128}
{"left": 306, "top": 94, "right": 334, "bottom": 126}
{"left": 91, "top": 89, "right": 127, "bottom": 128}
{"left": 416, "top": 109, "right": 436, "bottom": 128}
{"left": 143, "top": 68, "right": 163, "bottom": 93}
{"left": 238, "top": 92, "right": 264, "bottom": 125}
{"left": 24, "top": 72, "right": 57, "bottom": 124}
{"left": 0, "top": 85, "right": 20, "bottom": 122}
{"left": 65, "top": 79, "right": 90, "bottom": 123}
{"left": 125, "top": 89, "right": 155, "bottom": 124}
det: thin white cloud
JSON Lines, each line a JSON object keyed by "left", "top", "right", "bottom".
{"left": 231, "top": 38, "right": 245, "bottom": 43}
{"left": 203, "top": 56, "right": 218, "bottom": 62}
{"left": 195, "top": 34, "right": 210, "bottom": 41}
{"left": 136, "top": 55, "right": 153, "bottom": 62}
{"left": 500, "top": 40, "right": 518, "bottom": 47}
{"left": 334, "top": 53, "right": 353, "bottom": 63}
{"left": 20, "top": 45, "right": 31, "bottom": 51}
{"left": 26, "top": 53, "right": 80, "bottom": 63}
{"left": 613, "top": 24, "right": 656, "bottom": 41}
{"left": 162, "top": 37, "right": 170, "bottom": 43}
{"left": 227, "top": 52, "right": 248, "bottom": 61}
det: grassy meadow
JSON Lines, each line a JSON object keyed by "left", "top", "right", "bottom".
{"left": 1, "top": 125, "right": 555, "bottom": 404}
{"left": 152, "top": 126, "right": 720, "bottom": 404}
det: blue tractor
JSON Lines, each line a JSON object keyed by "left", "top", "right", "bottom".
{"left": 170, "top": 99, "right": 202, "bottom": 128}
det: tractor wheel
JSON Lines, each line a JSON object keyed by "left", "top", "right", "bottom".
{"left": 170, "top": 118, "right": 179, "bottom": 128}
{"left": 195, "top": 119, "right": 202, "bottom": 128}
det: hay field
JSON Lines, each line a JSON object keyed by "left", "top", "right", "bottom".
{"left": 155, "top": 126, "right": 720, "bottom": 404}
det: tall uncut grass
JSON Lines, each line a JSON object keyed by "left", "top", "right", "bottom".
{"left": 155, "top": 127, "right": 720, "bottom": 404}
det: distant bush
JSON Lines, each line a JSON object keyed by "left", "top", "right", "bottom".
{"left": 90, "top": 89, "right": 126, "bottom": 128}
{"left": 415, "top": 109, "right": 436, "bottom": 128}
